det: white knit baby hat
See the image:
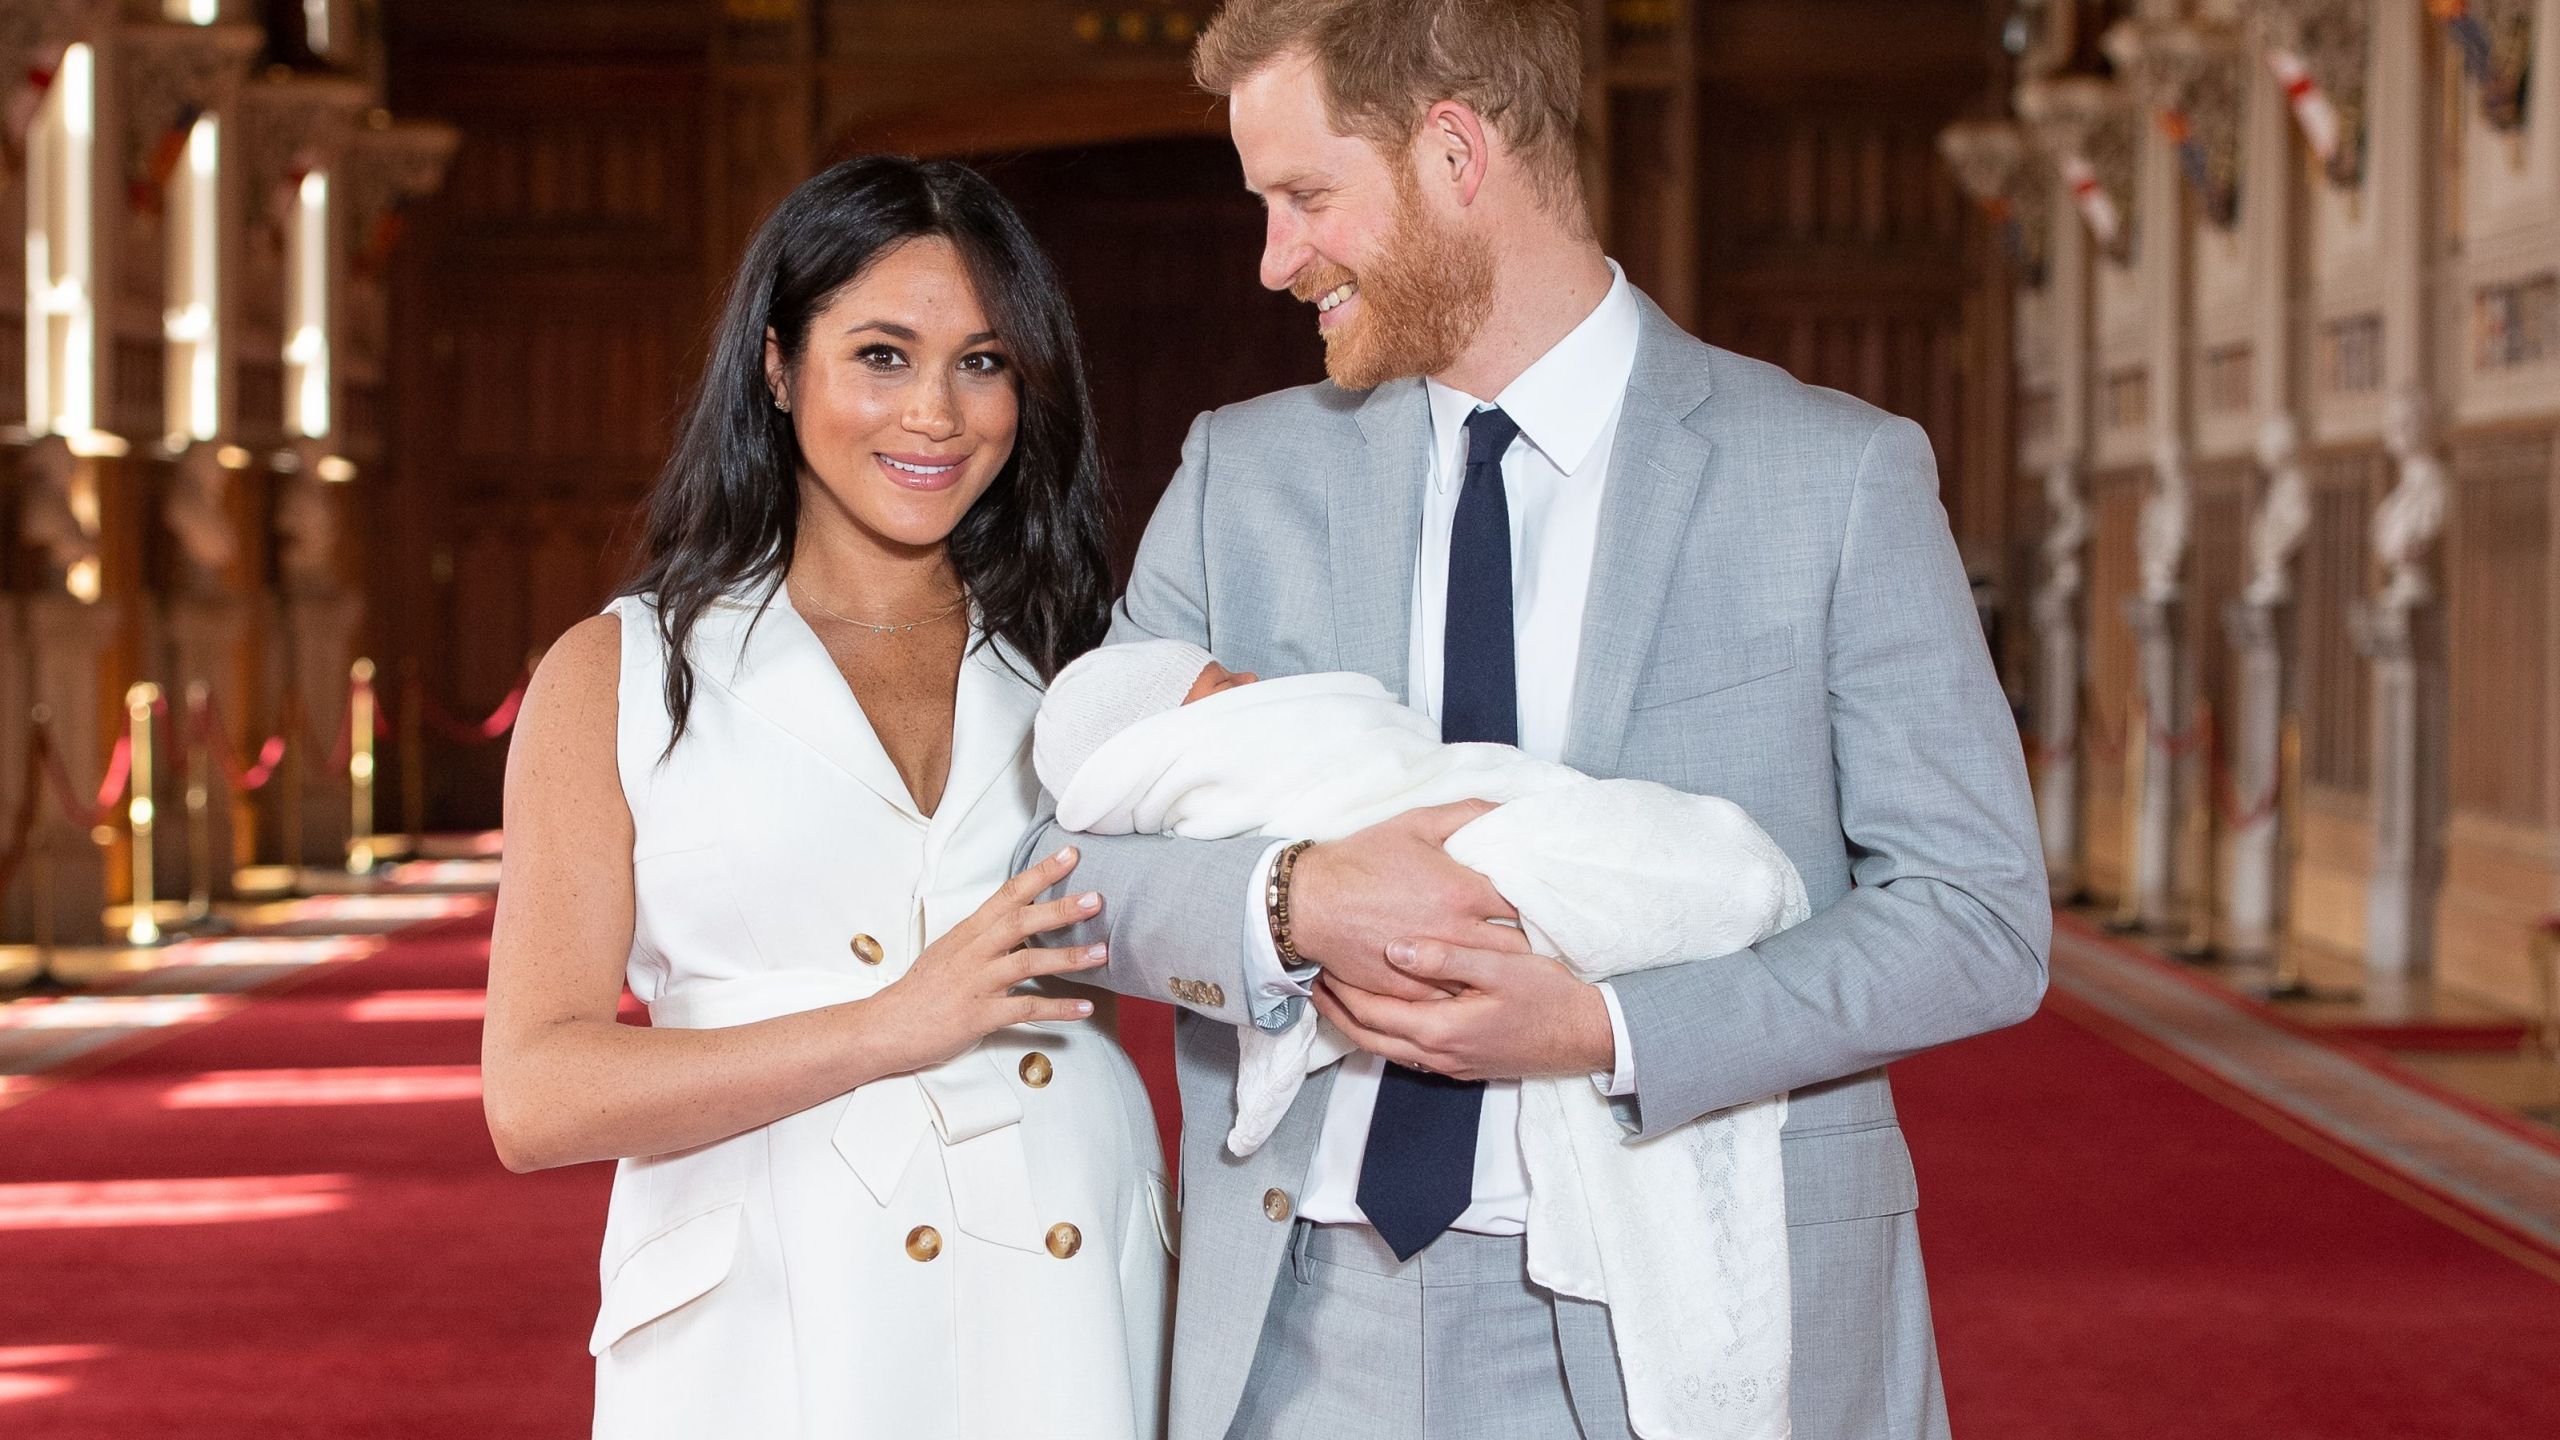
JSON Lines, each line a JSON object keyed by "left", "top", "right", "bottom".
{"left": 1034, "top": 639, "right": 1218, "bottom": 799}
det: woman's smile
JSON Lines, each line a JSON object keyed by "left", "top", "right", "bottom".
{"left": 876, "top": 450, "right": 973, "bottom": 491}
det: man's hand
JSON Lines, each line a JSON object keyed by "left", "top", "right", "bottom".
{"left": 1291, "top": 800, "right": 1530, "bottom": 1001}
{"left": 1309, "top": 939, "right": 1617, "bottom": 1081}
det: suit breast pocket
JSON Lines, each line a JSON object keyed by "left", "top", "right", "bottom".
{"left": 1630, "top": 623, "right": 1798, "bottom": 712}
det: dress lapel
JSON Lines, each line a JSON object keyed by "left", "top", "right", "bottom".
{"left": 1331, "top": 379, "right": 1431, "bottom": 701}
{"left": 1564, "top": 295, "right": 1718, "bottom": 777}
{"left": 932, "top": 632, "right": 1044, "bottom": 837}
{"left": 691, "top": 583, "right": 927, "bottom": 823}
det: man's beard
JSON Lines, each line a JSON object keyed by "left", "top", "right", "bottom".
{"left": 1291, "top": 177, "right": 1496, "bottom": 391}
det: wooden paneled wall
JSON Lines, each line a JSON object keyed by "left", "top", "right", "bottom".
{"left": 2299, "top": 452, "right": 2382, "bottom": 796}
{"left": 2291, "top": 448, "right": 2384, "bottom": 958}
{"left": 381, "top": 8, "right": 715, "bottom": 826}
{"left": 2446, "top": 432, "right": 2554, "bottom": 829}
{"left": 1690, "top": 0, "right": 1989, "bottom": 536}
{"left": 2434, "top": 428, "right": 2559, "bottom": 1004}
{"left": 971, "top": 141, "right": 1323, "bottom": 578}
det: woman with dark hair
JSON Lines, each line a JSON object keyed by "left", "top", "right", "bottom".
{"left": 480, "top": 156, "right": 1169, "bottom": 1438}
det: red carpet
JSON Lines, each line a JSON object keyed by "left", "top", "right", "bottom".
{"left": 2, "top": 910, "right": 2554, "bottom": 1437}
{"left": 0, "top": 913, "right": 603, "bottom": 1439}
{"left": 1899, "top": 994, "right": 2560, "bottom": 1439}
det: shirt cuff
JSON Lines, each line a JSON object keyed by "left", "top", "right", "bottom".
{"left": 1239, "top": 840, "right": 1319, "bottom": 1032}
{"left": 1592, "top": 981, "right": 1638, "bottom": 1097}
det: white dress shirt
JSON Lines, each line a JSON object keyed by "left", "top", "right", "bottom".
{"left": 1240, "top": 263, "right": 1644, "bottom": 1234}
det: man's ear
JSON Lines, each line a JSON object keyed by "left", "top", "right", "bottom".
{"left": 1421, "top": 100, "right": 1491, "bottom": 207}
{"left": 762, "top": 328, "right": 791, "bottom": 412}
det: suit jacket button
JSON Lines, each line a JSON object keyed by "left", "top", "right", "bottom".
{"left": 851, "top": 934, "right": 885, "bottom": 966}
{"left": 1263, "top": 1188, "right": 1291, "bottom": 1222}
{"left": 1019, "top": 1052, "right": 1054, "bottom": 1088}
{"left": 1046, "top": 1222, "right": 1083, "bottom": 1259}
{"left": 905, "top": 1225, "right": 942, "bottom": 1261}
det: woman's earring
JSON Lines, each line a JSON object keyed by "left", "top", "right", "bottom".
{"left": 773, "top": 393, "right": 790, "bottom": 414}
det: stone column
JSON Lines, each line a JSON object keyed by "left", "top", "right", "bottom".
{"left": 2362, "top": 388, "right": 2450, "bottom": 978}
{"left": 275, "top": 438, "right": 361, "bottom": 871}
{"left": 2035, "top": 459, "right": 2091, "bottom": 893}
{"left": 2109, "top": 15, "right": 2201, "bottom": 935}
{"left": 157, "top": 441, "right": 250, "bottom": 907}
{"left": 2223, "top": 417, "right": 2312, "bottom": 962}
{"left": 16, "top": 438, "right": 120, "bottom": 946}
{"left": 2013, "top": 83, "right": 2107, "bottom": 898}
{"left": 2219, "top": 14, "right": 2313, "bottom": 967}
{"left": 2128, "top": 557, "right": 2187, "bottom": 932}
{"left": 2360, "top": 0, "right": 2448, "bottom": 984}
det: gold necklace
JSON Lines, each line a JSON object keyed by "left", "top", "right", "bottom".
{"left": 793, "top": 584, "right": 967, "bottom": 636}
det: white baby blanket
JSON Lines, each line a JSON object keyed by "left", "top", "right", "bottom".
{"left": 1043, "top": 670, "right": 1808, "bottom": 1440}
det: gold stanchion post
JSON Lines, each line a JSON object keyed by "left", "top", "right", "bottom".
{"left": 125, "top": 683, "right": 163, "bottom": 947}
{"left": 347, "top": 659, "right": 379, "bottom": 874}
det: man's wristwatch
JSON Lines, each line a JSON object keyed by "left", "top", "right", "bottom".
{"left": 1264, "top": 839, "right": 1317, "bottom": 968}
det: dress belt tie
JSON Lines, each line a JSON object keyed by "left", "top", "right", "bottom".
{"left": 649, "top": 972, "right": 1047, "bottom": 1253}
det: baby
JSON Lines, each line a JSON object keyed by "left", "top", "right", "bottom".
{"left": 1035, "top": 639, "right": 1805, "bottom": 1440}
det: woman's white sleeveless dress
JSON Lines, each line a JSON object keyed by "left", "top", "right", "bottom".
{"left": 590, "top": 587, "right": 1172, "bottom": 1439}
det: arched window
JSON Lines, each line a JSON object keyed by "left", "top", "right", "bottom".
{"left": 25, "top": 43, "right": 94, "bottom": 442}
{"left": 166, "top": 115, "right": 222, "bottom": 447}
{"left": 285, "top": 169, "right": 330, "bottom": 439}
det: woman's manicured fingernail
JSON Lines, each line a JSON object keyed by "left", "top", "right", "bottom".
{"left": 1054, "top": 846, "right": 1077, "bottom": 864}
{"left": 1387, "top": 940, "right": 1416, "bottom": 963}
{"left": 1075, "top": 1000, "right": 1094, "bottom": 1015}
{"left": 1086, "top": 943, "right": 1109, "bottom": 962}
{"left": 1078, "top": 892, "right": 1101, "bottom": 911}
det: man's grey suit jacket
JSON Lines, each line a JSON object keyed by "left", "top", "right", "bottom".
{"left": 1028, "top": 291, "right": 2051, "bottom": 1439}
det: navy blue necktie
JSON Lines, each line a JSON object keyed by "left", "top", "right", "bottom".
{"left": 1356, "top": 404, "right": 1520, "bottom": 1261}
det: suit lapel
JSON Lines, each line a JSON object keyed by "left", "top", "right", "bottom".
{"left": 1330, "top": 379, "right": 1430, "bottom": 701}
{"left": 1564, "top": 297, "right": 1718, "bottom": 777}
{"left": 693, "top": 584, "right": 926, "bottom": 822}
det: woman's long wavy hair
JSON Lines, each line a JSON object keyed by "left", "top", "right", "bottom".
{"left": 623, "top": 155, "right": 1115, "bottom": 749}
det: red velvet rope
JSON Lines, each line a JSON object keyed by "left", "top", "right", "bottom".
{"left": 188, "top": 692, "right": 290, "bottom": 794}
{"left": 39, "top": 732, "right": 133, "bottom": 831}
{"left": 378, "top": 668, "right": 530, "bottom": 747}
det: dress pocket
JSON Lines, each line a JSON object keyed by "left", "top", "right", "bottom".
{"left": 588, "top": 1200, "right": 744, "bottom": 1355}
{"left": 590, "top": 1137, "right": 755, "bottom": 1354}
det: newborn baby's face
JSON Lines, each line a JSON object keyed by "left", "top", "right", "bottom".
{"left": 1183, "top": 661, "right": 1261, "bottom": 705}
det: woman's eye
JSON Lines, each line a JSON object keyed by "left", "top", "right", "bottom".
{"left": 855, "top": 344, "right": 907, "bottom": 370}
{"left": 959, "top": 351, "right": 1010, "bottom": 375}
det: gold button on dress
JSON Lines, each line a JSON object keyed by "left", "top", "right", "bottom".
{"left": 1019, "top": 1052, "right": 1054, "bottom": 1088}
{"left": 850, "top": 934, "right": 885, "bottom": 966}
{"left": 905, "top": 1225, "right": 942, "bottom": 1262}
{"left": 1263, "top": 1188, "right": 1292, "bottom": 1222}
{"left": 1045, "top": 1222, "right": 1083, "bottom": 1259}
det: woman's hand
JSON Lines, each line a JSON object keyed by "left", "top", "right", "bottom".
{"left": 862, "top": 845, "right": 1109, "bottom": 1074}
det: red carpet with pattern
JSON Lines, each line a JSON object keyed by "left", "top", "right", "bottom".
{"left": 1, "top": 908, "right": 2555, "bottom": 1437}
